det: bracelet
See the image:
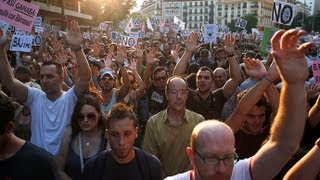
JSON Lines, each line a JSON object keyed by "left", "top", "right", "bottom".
{"left": 263, "top": 74, "right": 273, "bottom": 83}
{"left": 227, "top": 54, "right": 235, "bottom": 58}
{"left": 72, "top": 47, "right": 82, "bottom": 52}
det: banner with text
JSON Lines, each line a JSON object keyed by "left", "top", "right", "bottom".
{"left": 10, "top": 33, "right": 33, "bottom": 52}
{"left": 0, "top": 0, "right": 39, "bottom": 32}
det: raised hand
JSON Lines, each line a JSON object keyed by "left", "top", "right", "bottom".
{"left": 271, "top": 29, "right": 314, "bottom": 84}
{"left": 243, "top": 58, "right": 267, "bottom": 80}
{"left": 115, "top": 45, "right": 126, "bottom": 66}
{"left": 145, "top": 47, "right": 157, "bottom": 65}
{"left": 128, "top": 58, "right": 137, "bottom": 71}
{"left": 65, "top": 20, "right": 82, "bottom": 48}
{"left": 0, "top": 28, "right": 9, "bottom": 49}
{"left": 224, "top": 33, "right": 236, "bottom": 56}
{"left": 307, "top": 83, "right": 320, "bottom": 99}
{"left": 185, "top": 32, "right": 198, "bottom": 52}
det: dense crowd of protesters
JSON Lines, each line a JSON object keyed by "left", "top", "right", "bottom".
{"left": 0, "top": 19, "right": 320, "bottom": 180}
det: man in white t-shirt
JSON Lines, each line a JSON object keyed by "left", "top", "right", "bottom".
{"left": 0, "top": 20, "right": 91, "bottom": 156}
{"left": 165, "top": 29, "right": 315, "bottom": 180}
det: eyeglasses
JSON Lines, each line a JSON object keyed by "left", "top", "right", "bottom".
{"left": 169, "top": 89, "right": 189, "bottom": 96}
{"left": 78, "top": 113, "right": 98, "bottom": 121}
{"left": 193, "top": 149, "right": 238, "bottom": 166}
{"left": 154, "top": 76, "right": 167, "bottom": 81}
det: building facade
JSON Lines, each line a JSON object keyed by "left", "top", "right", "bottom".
{"left": 139, "top": 0, "right": 273, "bottom": 31}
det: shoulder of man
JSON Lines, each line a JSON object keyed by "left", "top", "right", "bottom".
{"left": 185, "top": 109, "right": 205, "bottom": 122}
{"left": 135, "top": 148, "right": 162, "bottom": 179}
{"left": 82, "top": 150, "right": 110, "bottom": 178}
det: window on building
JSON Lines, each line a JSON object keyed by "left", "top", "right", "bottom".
{"left": 195, "top": 16, "right": 197, "bottom": 21}
{"left": 195, "top": 2, "right": 198, "bottom": 7}
{"left": 194, "top": 23, "right": 198, "bottom": 28}
{"left": 200, "top": 16, "right": 203, "bottom": 21}
{"left": 200, "top": 2, "right": 203, "bottom": 6}
{"left": 242, "top": 2, "right": 247, "bottom": 8}
{"left": 205, "top": 16, "right": 208, "bottom": 21}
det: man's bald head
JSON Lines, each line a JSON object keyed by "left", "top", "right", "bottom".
{"left": 190, "top": 120, "right": 235, "bottom": 150}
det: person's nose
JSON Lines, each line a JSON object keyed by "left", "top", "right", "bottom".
{"left": 215, "top": 160, "right": 227, "bottom": 174}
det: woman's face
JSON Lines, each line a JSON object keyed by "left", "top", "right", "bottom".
{"left": 77, "top": 104, "right": 100, "bottom": 132}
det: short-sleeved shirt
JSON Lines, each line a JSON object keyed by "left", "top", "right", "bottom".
{"left": 164, "top": 158, "right": 251, "bottom": 180}
{"left": 147, "top": 84, "right": 168, "bottom": 115}
{"left": 26, "top": 86, "right": 77, "bottom": 155}
{"left": 186, "top": 88, "right": 227, "bottom": 120}
{"left": 0, "top": 141, "right": 59, "bottom": 180}
{"left": 142, "top": 109, "right": 205, "bottom": 176}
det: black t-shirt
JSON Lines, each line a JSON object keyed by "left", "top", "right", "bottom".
{"left": 82, "top": 148, "right": 162, "bottom": 180}
{"left": 0, "top": 141, "right": 59, "bottom": 180}
{"left": 147, "top": 84, "right": 168, "bottom": 115}
{"left": 186, "top": 88, "right": 227, "bottom": 120}
{"left": 102, "top": 156, "right": 142, "bottom": 180}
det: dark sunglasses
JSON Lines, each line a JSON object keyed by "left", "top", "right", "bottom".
{"left": 78, "top": 113, "right": 98, "bottom": 121}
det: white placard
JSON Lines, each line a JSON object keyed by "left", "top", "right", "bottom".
{"left": 122, "top": 35, "right": 137, "bottom": 47}
{"left": 34, "top": 26, "right": 44, "bottom": 33}
{"left": 83, "top": 32, "right": 91, "bottom": 39}
{"left": 34, "top": 16, "right": 42, "bottom": 27}
{"left": 235, "top": 18, "right": 247, "bottom": 29}
{"left": 10, "top": 34, "right": 33, "bottom": 52}
{"left": 32, "top": 35, "right": 42, "bottom": 46}
{"left": 203, "top": 24, "right": 217, "bottom": 43}
{"left": 272, "top": 0, "right": 295, "bottom": 25}
{"left": 99, "top": 22, "right": 108, "bottom": 30}
{"left": 0, "top": 19, "right": 9, "bottom": 31}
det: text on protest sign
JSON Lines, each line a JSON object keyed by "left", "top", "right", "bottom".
{"left": 122, "top": 35, "right": 137, "bottom": 47}
{"left": 99, "top": 22, "right": 108, "bottom": 30}
{"left": 0, "top": 0, "right": 40, "bottom": 32}
{"left": 32, "top": 35, "right": 42, "bottom": 46}
{"left": 312, "top": 60, "right": 320, "bottom": 86}
{"left": 10, "top": 33, "right": 33, "bottom": 52}
{"left": 272, "top": 0, "right": 295, "bottom": 26}
{"left": 235, "top": 18, "right": 247, "bottom": 29}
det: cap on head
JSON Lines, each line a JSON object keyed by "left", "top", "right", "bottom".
{"left": 98, "top": 68, "right": 116, "bottom": 80}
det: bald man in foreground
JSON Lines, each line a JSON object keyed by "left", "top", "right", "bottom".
{"left": 165, "top": 29, "right": 314, "bottom": 180}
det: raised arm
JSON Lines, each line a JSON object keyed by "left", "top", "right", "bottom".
{"left": 308, "top": 94, "right": 320, "bottom": 127}
{"left": 0, "top": 28, "right": 28, "bottom": 103}
{"left": 143, "top": 48, "right": 157, "bottom": 89}
{"left": 172, "top": 32, "right": 198, "bottom": 76}
{"left": 65, "top": 20, "right": 91, "bottom": 97}
{"left": 225, "top": 59, "right": 279, "bottom": 133}
{"left": 222, "top": 34, "right": 242, "bottom": 99}
{"left": 250, "top": 29, "right": 314, "bottom": 180}
{"left": 284, "top": 140, "right": 320, "bottom": 180}
{"left": 114, "top": 47, "right": 130, "bottom": 102}
{"left": 128, "top": 58, "right": 145, "bottom": 100}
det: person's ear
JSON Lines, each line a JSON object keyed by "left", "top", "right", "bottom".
{"left": 186, "top": 147, "right": 195, "bottom": 167}
{"left": 5, "top": 121, "right": 14, "bottom": 134}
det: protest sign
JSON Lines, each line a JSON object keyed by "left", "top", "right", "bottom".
{"left": 0, "top": 19, "right": 9, "bottom": 31}
{"left": 0, "top": 0, "right": 39, "bottom": 32}
{"left": 32, "top": 35, "right": 41, "bottom": 46}
{"left": 235, "top": 18, "right": 247, "bottom": 29}
{"left": 99, "top": 22, "right": 108, "bottom": 30}
{"left": 272, "top": 0, "right": 295, "bottom": 25}
{"left": 34, "top": 26, "right": 44, "bottom": 33}
{"left": 10, "top": 33, "right": 33, "bottom": 52}
{"left": 122, "top": 35, "right": 137, "bottom": 47}
{"left": 312, "top": 60, "right": 320, "bottom": 86}
{"left": 260, "top": 27, "right": 278, "bottom": 53}
{"left": 83, "top": 32, "right": 91, "bottom": 39}
{"left": 203, "top": 24, "right": 217, "bottom": 44}
{"left": 34, "top": 16, "right": 42, "bottom": 27}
